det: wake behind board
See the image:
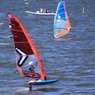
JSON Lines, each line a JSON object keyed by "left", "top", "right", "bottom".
{"left": 25, "top": 11, "right": 55, "bottom": 16}
{"left": 28, "top": 79, "right": 59, "bottom": 85}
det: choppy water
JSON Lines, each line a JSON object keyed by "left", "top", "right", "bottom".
{"left": 0, "top": 0, "right": 95, "bottom": 95}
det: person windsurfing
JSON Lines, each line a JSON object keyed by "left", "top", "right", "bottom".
{"left": 28, "top": 62, "right": 37, "bottom": 73}
{"left": 28, "top": 62, "right": 41, "bottom": 80}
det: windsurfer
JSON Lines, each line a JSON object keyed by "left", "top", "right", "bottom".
{"left": 28, "top": 62, "right": 37, "bottom": 72}
{"left": 28, "top": 62, "right": 41, "bottom": 80}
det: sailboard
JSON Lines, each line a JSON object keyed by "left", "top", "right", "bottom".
{"left": 7, "top": 13, "right": 59, "bottom": 90}
{"left": 28, "top": 79, "right": 59, "bottom": 85}
{"left": 54, "top": 1, "right": 71, "bottom": 38}
{"left": 25, "top": 11, "right": 55, "bottom": 16}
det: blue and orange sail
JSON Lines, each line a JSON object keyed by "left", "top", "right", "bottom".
{"left": 8, "top": 13, "right": 46, "bottom": 80}
{"left": 54, "top": 1, "right": 71, "bottom": 38}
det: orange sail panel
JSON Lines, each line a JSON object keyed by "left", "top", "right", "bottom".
{"left": 54, "top": 1, "right": 71, "bottom": 38}
{"left": 9, "top": 17, "right": 46, "bottom": 80}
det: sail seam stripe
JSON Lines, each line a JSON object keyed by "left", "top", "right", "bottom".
{"left": 14, "top": 42, "right": 28, "bottom": 43}
{"left": 58, "top": 7, "right": 65, "bottom": 10}
{"left": 12, "top": 29, "right": 22, "bottom": 32}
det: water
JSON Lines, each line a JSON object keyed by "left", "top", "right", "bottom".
{"left": 0, "top": 0, "right": 95, "bottom": 95}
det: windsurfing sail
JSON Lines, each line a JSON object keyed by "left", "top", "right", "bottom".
{"left": 54, "top": 1, "right": 71, "bottom": 38}
{"left": 8, "top": 13, "right": 46, "bottom": 80}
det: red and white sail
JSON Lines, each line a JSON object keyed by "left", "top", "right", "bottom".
{"left": 8, "top": 14, "right": 46, "bottom": 80}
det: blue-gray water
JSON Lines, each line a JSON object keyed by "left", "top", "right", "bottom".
{"left": 0, "top": 0, "right": 95, "bottom": 95}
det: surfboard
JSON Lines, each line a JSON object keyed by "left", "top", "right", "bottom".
{"left": 28, "top": 79, "right": 59, "bottom": 85}
{"left": 25, "top": 11, "right": 55, "bottom": 15}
